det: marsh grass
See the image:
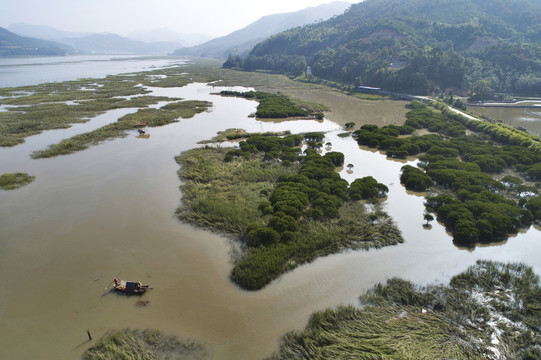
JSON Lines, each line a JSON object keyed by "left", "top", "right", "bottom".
{"left": 271, "top": 305, "right": 478, "bottom": 360}
{"left": 271, "top": 260, "right": 541, "bottom": 359}
{"left": 1, "top": 59, "right": 403, "bottom": 149}
{"left": 198, "top": 128, "right": 291, "bottom": 144}
{"left": 176, "top": 146, "right": 294, "bottom": 235}
{"left": 351, "top": 92, "right": 391, "bottom": 100}
{"left": 31, "top": 100, "right": 211, "bottom": 158}
{"left": 176, "top": 145, "right": 402, "bottom": 290}
{"left": 0, "top": 172, "right": 35, "bottom": 190}
{"left": 83, "top": 328, "right": 207, "bottom": 360}
{"left": 0, "top": 62, "right": 205, "bottom": 148}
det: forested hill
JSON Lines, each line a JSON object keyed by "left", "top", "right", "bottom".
{"left": 227, "top": 0, "right": 541, "bottom": 96}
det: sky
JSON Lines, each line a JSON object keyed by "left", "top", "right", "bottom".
{"left": 1, "top": 0, "right": 359, "bottom": 38}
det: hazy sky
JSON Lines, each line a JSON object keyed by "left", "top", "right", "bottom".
{"left": 1, "top": 0, "right": 358, "bottom": 38}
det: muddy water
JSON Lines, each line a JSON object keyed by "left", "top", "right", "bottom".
{"left": 468, "top": 100, "right": 541, "bottom": 137}
{"left": 1, "top": 82, "right": 541, "bottom": 360}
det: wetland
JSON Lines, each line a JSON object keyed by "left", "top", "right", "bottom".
{"left": 1, "top": 57, "right": 541, "bottom": 359}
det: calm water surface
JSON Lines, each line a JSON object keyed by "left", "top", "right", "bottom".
{"left": 0, "top": 55, "right": 186, "bottom": 88}
{"left": 1, "top": 60, "right": 541, "bottom": 360}
{"left": 468, "top": 101, "right": 541, "bottom": 137}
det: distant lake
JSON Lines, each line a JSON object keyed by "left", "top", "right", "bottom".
{"left": 0, "top": 55, "right": 185, "bottom": 88}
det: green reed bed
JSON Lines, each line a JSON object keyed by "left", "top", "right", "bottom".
{"left": 176, "top": 137, "right": 402, "bottom": 290}
{"left": 0, "top": 63, "right": 204, "bottom": 148}
{"left": 0, "top": 172, "right": 35, "bottom": 190}
{"left": 1, "top": 96, "right": 177, "bottom": 146}
{"left": 198, "top": 128, "right": 291, "bottom": 144}
{"left": 176, "top": 146, "right": 293, "bottom": 235}
{"left": 31, "top": 100, "right": 210, "bottom": 158}
{"left": 83, "top": 328, "right": 207, "bottom": 360}
{"left": 270, "top": 260, "right": 541, "bottom": 360}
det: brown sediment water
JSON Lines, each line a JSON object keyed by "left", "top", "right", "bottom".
{"left": 468, "top": 101, "right": 541, "bottom": 137}
{"left": 1, "top": 81, "right": 541, "bottom": 360}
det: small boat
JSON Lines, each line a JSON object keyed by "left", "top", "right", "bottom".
{"left": 113, "top": 279, "right": 149, "bottom": 295}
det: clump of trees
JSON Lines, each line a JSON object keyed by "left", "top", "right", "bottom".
{"left": 231, "top": 134, "right": 389, "bottom": 251}
{"left": 215, "top": 132, "right": 398, "bottom": 290}
{"left": 357, "top": 102, "right": 541, "bottom": 246}
{"left": 400, "top": 165, "right": 433, "bottom": 191}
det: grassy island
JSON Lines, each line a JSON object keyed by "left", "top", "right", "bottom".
{"left": 353, "top": 100, "right": 541, "bottom": 246}
{"left": 271, "top": 260, "right": 541, "bottom": 360}
{"left": 176, "top": 133, "right": 402, "bottom": 290}
{"left": 219, "top": 90, "right": 324, "bottom": 119}
{"left": 31, "top": 99, "right": 210, "bottom": 158}
{"left": 0, "top": 64, "right": 212, "bottom": 155}
{"left": 0, "top": 172, "right": 35, "bottom": 190}
{"left": 83, "top": 329, "right": 208, "bottom": 360}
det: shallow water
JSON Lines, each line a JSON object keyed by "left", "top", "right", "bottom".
{"left": 468, "top": 100, "right": 541, "bottom": 137}
{"left": 1, "top": 77, "right": 541, "bottom": 360}
{"left": 0, "top": 55, "right": 186, "bottom": 88}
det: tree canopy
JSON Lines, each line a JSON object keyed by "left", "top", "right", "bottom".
{"left": 227, "top": 0, "right": 541, "bottom": 96}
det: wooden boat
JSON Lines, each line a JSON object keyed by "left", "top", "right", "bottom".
{"left": 113, "top": 279, "right": 149, "bottom": 295}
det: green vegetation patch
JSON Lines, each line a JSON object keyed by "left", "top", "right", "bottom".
{"left": 354, "top": 102, "right": 541, "bottom": 246}
{"left": 0, "top": 60, "right": 221, "bottom": 148}
{"left": 0, "top": 172, "right": 35, "bottom": 190}
{"left": 198, "top": 128, "right": 292, "bottom": 145}
{"left": 270, "top": 260, "right": 541, "bottom": 360}
{"left": 83, "top": 328, "right": 208, "bottom": 360}
{"left": 220, "top": 90, "right": 310, "bottom": 118}
{"left": 176, "top": 133, "right": 402, "bottom": 290}
{"left": 0, "top": 96, "right": 177, "bottom": 147}
{"left": 31, "top": 100, "right": 211, "bottom": 158}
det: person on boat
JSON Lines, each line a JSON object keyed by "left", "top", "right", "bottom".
{"left": 114, "top": 278, "right": 118, "bottom": 286}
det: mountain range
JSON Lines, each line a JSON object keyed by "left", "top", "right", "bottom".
{"left": 172, "top": 1, "right": 351, "bottom": 58}
{"left": 5, "top": 24, "right": 187, "bottom": 54}
{"left": 0, "top": 27, "right": 75, "bottom": 56}
{"left": 7, "top": 23, "right": 212, "bottom": 49}
{"left": 233, "top": 0, "right": 541, "bottom": 96}
{"left": 125, "top": 28, "right": 212, "bottom": 47}
{"left": 1, "top": 2, "right": 350, "bottom": 57}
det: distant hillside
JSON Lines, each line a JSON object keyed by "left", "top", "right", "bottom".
{"left": 173, "top": 1, "right": 351, "bottom": 58}
{"left": 0, "top": 27, "right": 75, "bottom": 56}
{"left": 7, "top": 23, "right": 91, "bottom": 40}
{"left": 57, "top": 33, "right": 181, "bottom": 54}
{"left": 7, "top": 24, "right": 183, "bottom": 54}
{"left": 126, "top": 28, "right": 212, "bottom": 47}
{"left": 234, "top": 0, "right": 541, "bottom": 96}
